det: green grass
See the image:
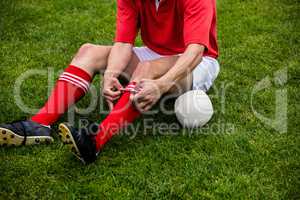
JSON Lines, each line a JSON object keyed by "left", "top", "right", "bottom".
{"left": 0, "top": 0, "right": 299, "bottom": 199}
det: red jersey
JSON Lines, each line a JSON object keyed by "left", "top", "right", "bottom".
{"left": 115, "top": 0, "right": 218, "bottom": 58}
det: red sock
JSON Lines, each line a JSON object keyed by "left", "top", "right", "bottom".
{"left": 31, "top": 65, "right": 92, "bottom": 126}
{"left": 94, "top": 82, "right": 141, "bottom": 151}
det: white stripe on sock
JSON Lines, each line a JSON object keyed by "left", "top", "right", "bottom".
{"left": 63, "top": 72, "right": 90, "bottom": 87}
{"left": 59, "top": 75, "right": 89, "bottom": 92}
{"left": 59, "top": 77, "right": 88, "bottom": 93}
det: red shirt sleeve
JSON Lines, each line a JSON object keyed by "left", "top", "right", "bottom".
{"left": 115, "top": 0, "right": 139, "bottom": 44}
{"left": 183, "top": 0, "right": 214, "bottom": 49}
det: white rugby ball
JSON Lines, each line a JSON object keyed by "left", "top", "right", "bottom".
{"left": 174, "top": 90, "right": 214, "bottom": 128}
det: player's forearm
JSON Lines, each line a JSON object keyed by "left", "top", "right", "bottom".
{"left": 105, "top": 42, "right": 133, "bottom": 78}
{"left": 158, "top": 44, "right": 205, "bottom": 92}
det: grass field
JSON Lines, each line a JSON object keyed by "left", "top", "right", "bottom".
{"left": 0, "top": 0, "right": 299, "bottom": 199}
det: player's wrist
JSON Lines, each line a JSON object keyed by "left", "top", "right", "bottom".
{"left": 104, "top": 70, "right": 119, "bottom": 79}
{"left": 156, "top": 78, "right": 173, "bottom": 94}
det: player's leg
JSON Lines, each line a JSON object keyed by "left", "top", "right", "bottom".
{"left": 58, "top": 52, "right": 220, "bottom": 164}
{"left": 0, "top": 43, "right": 113, "bottom": 146}
{"left": 92, "top": 57, "right": 185, "bottom": 155}
{"left": 31, "top": 44, "right": 112, "bottom": 126}
{"left": 62, "top": 55, "right": 188, "bottom": 163}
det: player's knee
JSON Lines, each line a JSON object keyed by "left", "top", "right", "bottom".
{"left": 80, "top": 43, "right": 94, "bottom": 49}
{"left": 72, "top": 43, "right": 110, "bottom": 72}
{"left": 77, "top": 43, "right": 97, "bottom": 57}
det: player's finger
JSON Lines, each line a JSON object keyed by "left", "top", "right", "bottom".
{"left": 109, "top": 96, "right": 120, "bottom": 102}
{"left": 137, "top": 98, "right": 152, "bottom": 111}
{"left": 103, "top": 89, "right": 121, "bottom": 98}
{"left": 139, "top": 101, "right": 153, "bottom": 113}
{"left": 105, "top": 93, "right": 121, "bottom": 101}
{"left": 103, "top": 94, "right": 114, "bottom": 102}
{"left": 106, "top": 99, "right": 114, "bottom": 111}
{"left": 113, "top": 79, "right": 124, "bottom": 90}
{"left": 134, "top": 92, "right": 147, "bottom": 103}
{"left": 143, "top": 104, "right": 153, "bottom": 112}
{"left": 137, "top": 101, "right": 148, "bottom": 109}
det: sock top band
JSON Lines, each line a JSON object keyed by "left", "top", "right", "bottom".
{"left": 65, "top": 65, "right": 92, "bottom": 82}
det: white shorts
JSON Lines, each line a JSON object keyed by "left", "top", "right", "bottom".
{"left": 133, "top": 47, "right": 220, "bottom": 92}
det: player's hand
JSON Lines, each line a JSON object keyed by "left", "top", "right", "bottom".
{"left": 130, "top": 79, "right": 165, "bottom": 113}
{"left": 102, "top": 75, "right": 123, "bottom": 110}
